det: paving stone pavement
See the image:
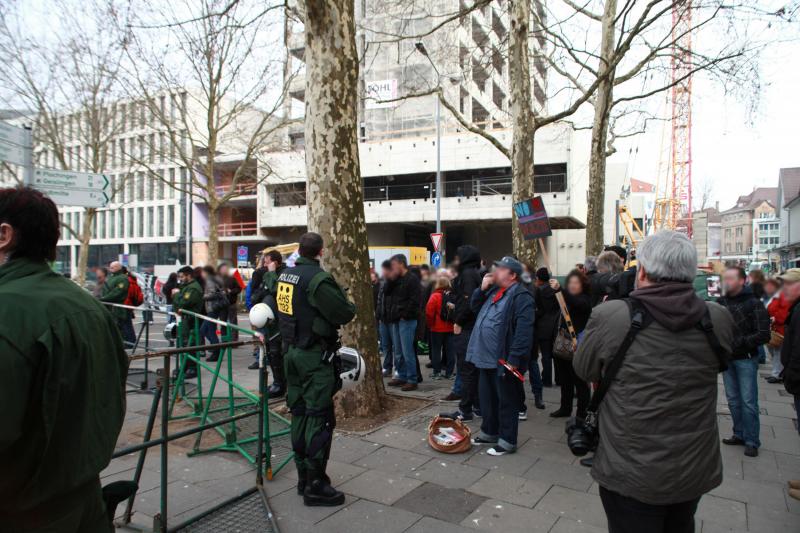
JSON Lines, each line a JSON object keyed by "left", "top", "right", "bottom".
{"left": 112, "top": 328, "right": 800, "bottom": 532}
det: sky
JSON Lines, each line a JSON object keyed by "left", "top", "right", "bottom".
{"left": 615, "top": 24, "right": 800, "bottom": 211}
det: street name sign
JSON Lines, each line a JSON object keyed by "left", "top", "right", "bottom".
{"left": 0, "top": 121, "right": 28, "bottom": 167}
{"left": 32, "top": 168, "right": 110, "bottom": 208}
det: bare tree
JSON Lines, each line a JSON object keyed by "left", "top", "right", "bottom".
{"left": 302, "top": 0, "right": 386, "bottom": 416}
{"left": 122, "top": 0, "right": 290, "bottom": 266}
{"left": 0, "top": 0, "right": 132, "bottom": 284}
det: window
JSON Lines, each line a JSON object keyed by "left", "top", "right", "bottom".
{"left": 117, "top": 209, "right": 124, "bottom": 238}
{"left": 158, "top": 206, "right": 164, "bottom": 236}
{"left": 137, "top": 207, "right": 144, "bottom": 237}
{"left": 147, "top": 172, "right": 155, "bottom": 200}
{"left": 98, "top": 212, "right": 105, "bottom": 239}
{"left": 736, "top": 243, "right": 743, "bottom": 253}
{"left": 126, "top": 208, "right": 134, "bottom": 238}
{"left": 157, "top": 169, "right": 165, "bottom": 200}
{"left": 168, "top": 168, "right": 176, "bottom": 199}
{"left": 147, "top": 207, "right": 154, "bottom": 237}
{"left": 108, "top": 211, "right": 115, "bottom": 239}
{"left": 168, "top": 205, "right": 175, "bottom": 235}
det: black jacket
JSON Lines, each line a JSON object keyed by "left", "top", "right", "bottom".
{"left": 560, "top": 289, "right": 592, "bottom": 333}
{"left": 781, "top": 300, "right": 800, "bottom": 395}
{"left": 535, "top": 284, "right": 562, "bottom": 340}
{"left": 162, "top": 277, "right": 177, "bottom": 305}
{"left": 386, "top": 271, "right": 421, "bottom": 321}
{"left": 718, "top": 286, "right": 771, "bottom": 359}
{"left": 451, "top": 245, "right": 482, "bottom": 329}
{"left": 222, "top": 274, "right": 242, "bottom": 305}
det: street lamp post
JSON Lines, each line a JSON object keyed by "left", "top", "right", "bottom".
{"left": 415, "top": 42, "right": 442, "bottom": 236}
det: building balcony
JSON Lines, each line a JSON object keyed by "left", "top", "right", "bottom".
{"left": 214, "top": 182, "right": 258, "bottom": 199}
{"left": 218, "top": 221, "right": 259, "bottom": 238}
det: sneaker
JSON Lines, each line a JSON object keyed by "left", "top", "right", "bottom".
{"left": 248, "top": 360, "right": 260, "bottom": 370}
{"left": 474, "top": 409, "right": 482, "bottom": 418}
{"left": 441, "top": 410, "right": 473, "bottom": 422}
{"left": 401, "top": 383, "right": 419, "bottom": 392}
{"left": 580, "top": 456, "right": 594, "bottom": 468}
{"left": 425, "top": 362, "right": 434, "bottom": 369}
{"left": 518, "top": 410, "right": 528, "bottom": 421}
{"left": 442, "top": 392, "right": 462, "bottom": 402}
{"left": 382, "top": 368, "right": 392, "bottom": 377}
{"left": 429, "top": 372, "right": 442, "bottom": 380}
{"left": 388, "top": 379, "right": 407, "bottom": 387}
{"left": 471, "top": 435, "right": 497, "bottom": 445}
{"left": 722, "top": 436, "right": 745, "bottom": 446}
{"left": 487, "top": 444, "right": 515, "bottom": 456}
{"left": 765, "top": 376, "right": 782, "bottom": 384}
{"left": 534, "top": 398, "right": 546, "bottom": 410}
{"left": 744, "top": 446, "right": 759, "bottom": 457}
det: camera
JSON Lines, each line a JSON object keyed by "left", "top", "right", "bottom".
{"left": 566, "top": 413, "right": 599, "bottom": 457}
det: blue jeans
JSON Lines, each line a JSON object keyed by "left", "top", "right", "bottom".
{"left": 430, "top": 331, "right": 455, "bottom": 376}
{"left": 723, "top": 357, "right": 761, "bottom": 448}
{"left": 528, "top": 357, "right": 544, "bottom": 400}
{"left": 452, "top": 372, "right": 462, "bottom": 395}
{"left": 379, "top": 321, "right": 394, "bottom": 371}
{"left": 200, "top": 311, "right": 221, "bottom": 359}
{"left": 391, "top": 319, "right": 418, "bottom": 384}
{"left": 477, "top": 368, "right": 521, "bottom": 449}
{"left": 537, "top": 338, "right": 554, "bottom": 386}
{"left": 118, "top": 316, "right": 136, "bottom": 348}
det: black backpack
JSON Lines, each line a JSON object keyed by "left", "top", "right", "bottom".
{"left": 439, "top": 290, "right": 456, "bottom": 322}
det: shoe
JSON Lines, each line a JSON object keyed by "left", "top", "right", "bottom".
{"left": 441, "top": 410, "right": 473, "bottom": 422}
{"left": 487, "top": 444, "right": 515, "bottom": 456}
{"left": 303, "top": 479, "right": 345, "bottom": 507}
{"left": 429, "top": 372, "right": 442, "bottom": 380}
{"left": 534, "top": 399, "right": 546, "bottom": 410}
{"left": 268, "top": 383, "right": 286, "bottom": 399}
{"left": 425, "top": 362, "right": 434, "bottom": 368}
{"left": 442, "top": 392, "right": 461, "bottom": 402}
{"left": 789, "top": 480, "right": 800, "bottom": 490}
{"left": 790, "top": 488, "right": 800, "bottom": 501}
{"left": 471, "top": 436, "right": 497, "bottom": 445}
{"left": 382, "top": 368, "right": 392, "bottom": 377}
{"left": 181, "top": 368, "right": 197, "bottom": 380}
{"left": 248, "top": 360, "right": 260, "bottom": 370}
{"left": 722, "top": 436, "right": 745, "bottom": 446}
{"left": 744, "top": 446, "right": 759, "bottom": 457}
{"left": 474, "top": 409, "right": 482, "bottom": 418}
{"left": 388, "top": 379, "right": 407, "bottom": 387}
{"left": 766, "top": 376, "right": 782, "bottom": 384}
{"left": 401, "top": 383, "right": 418, "bottom": 391}
{"left": 518, "top": 410, "right": 528, "bottom": 421}
{"left": 550, "top": 409, "right": 571, "bottom": 418}
{"left": 580, "top": 456, "right": 594, "bottom": 468}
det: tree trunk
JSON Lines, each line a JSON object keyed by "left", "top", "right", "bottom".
{"left": 207, "top": 202, "right": 219, "bottom": 267}
{"left": 302, "top": 0, "right": 385, "bottom": 416}
{"left": 585, "top": 0, "right": 618, "bottom": 257}
{"left": 509, "top": 0, "right": 537, "bottom": 265}
{"left": 76, "top": 208, "right": 97, "bottom": 285}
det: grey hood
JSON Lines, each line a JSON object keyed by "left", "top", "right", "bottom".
{"left": 631, "top": 282, "right": 707, "bottom": 332}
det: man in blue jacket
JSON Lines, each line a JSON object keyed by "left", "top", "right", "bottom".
{"left": 466, "top": 256, "right": 534, "bottom": 456}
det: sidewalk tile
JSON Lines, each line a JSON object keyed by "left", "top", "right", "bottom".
{"left": 522, "top": 458, "right": 594, "bottom": 492}
{"left": 339, "top": 469, "right": 423, "bottom": 505}
{"left": 331, "top": 434, "right": 382, "bottom": 463}
{"left": 270, "top": 489, "right": 347, "bottom": 531}
{"left": 461, "top": 499, "right": 557, "bottom": 532}
{"left": 516, "top": 438, "right": 575, "bottom": 464}
{"left": 709, "top": 476, "right": 788, "bottom": 512}
{"left": 467, "top": 470, "right": 550, "bottom": 508}
{"left": 354, "top": 445, "right": 430, "bottom": 475}
{"left": 403, "top": 516, "right": 472, "bottom": 533}
{"left": 314, "top": 499, "right": 421, "bottom": 533}
{"left": 747, "top": 503, "right": 800, "bottom": 532}
{"left": 465, "top": 449, "right": 539, "bottom": 476}
{"left": 364, "top": 425, "right": 428, "bottom": 451}
{"left": 695, "top": 494, "right": 747, "bottom": 530}
{"left": 533, "top": 485, "right": 607, "bottom": 529}
{"left": 393, "top": 482, "right": 487, "bottom": 522}
{"left": 407, "top": 457, "right": 488, "bottom": 489}
{"left": 550, "top": 516, "right": 606, "bottom": 533}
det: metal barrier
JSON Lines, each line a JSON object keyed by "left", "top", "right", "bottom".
{"left": 102, "top": 302, "right": 289, "bottom": 532}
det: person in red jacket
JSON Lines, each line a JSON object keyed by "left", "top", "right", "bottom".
{"left": 767, "top": 278, "right": 791, "bottom": 383}
{"left": 425, "top": 274, "right": 455, "bottom": 379}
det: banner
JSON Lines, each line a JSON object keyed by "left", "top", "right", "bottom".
{"left": 513, "top": 196, "right": 552, "bottom": 240}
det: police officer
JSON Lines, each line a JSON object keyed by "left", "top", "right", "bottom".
{"left": 100, "top": 260, "right": 134, "bottom": 345}
{"left": 172, "top": 265, "right": 204, "bottom": 379}
{"left": 276, "top": 232, "right": 355, "bottom": 507}
{"left": 0, "top": 187, "right": 128, "bottom": 531}
{"left": 257, "top": 250, "right": 288, "bottom": 398}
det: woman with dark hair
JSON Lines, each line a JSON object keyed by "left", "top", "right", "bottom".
{"left": 549, "top": 269, "right": 592, "bottom": 419}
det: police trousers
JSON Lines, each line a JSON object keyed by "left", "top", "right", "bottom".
{"left": 285, "top": 344, "right": 337, "bottom": 481}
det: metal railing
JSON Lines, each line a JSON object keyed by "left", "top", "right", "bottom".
{"left": 102, "top": 302, "right": 284, "bottom": 532}
{"left": 270, "top": 172, "right": 566, "bottom": 207}
{"left": 214, "top": 182, "right": 258, "bottom": 197}
{"left": 218, "top": 221, "right": 259, "bottom": 237}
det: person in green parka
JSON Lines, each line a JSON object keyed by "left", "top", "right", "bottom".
{"left": 260, "top": 249, "right": 288, "bottom": 398}
{"left": 171, "top": 265, "right": 205, "bottom": 379}
{"left": 100, "top": 260, "right": 134, "bottom": 346}
{"left": 0, "top": 187, "right": 128, "bottom": 532}
{"left": 276, "top": 232, "right": 356, "bottom": 507}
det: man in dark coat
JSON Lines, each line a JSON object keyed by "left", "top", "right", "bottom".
{"left": 778, "top": 269, "right": 800, "bottom": 436}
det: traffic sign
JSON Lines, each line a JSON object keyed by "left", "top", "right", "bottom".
{"left": 32, "top": 168, "right": 110, "bottom": 207}
{"left": 430, "top": 232, "right": 443, "bottom": 252}
{"left": 0, "top": 121, "right": 27, "bottom": 146}
{"left": 431, "top": 251, "right": 442, "bottom": 268}
{"left": 237, "top": 245, "right": 249, "bottom": 267}
{"left": 0, "top": 140, "right": 27, "bottom": 166}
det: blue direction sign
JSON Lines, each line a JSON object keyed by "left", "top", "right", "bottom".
{"left": 237, "top": 245, "right": 249, "bottom": 267}
{"left": 431, "top": 252, "right": 442, "bottom": 268}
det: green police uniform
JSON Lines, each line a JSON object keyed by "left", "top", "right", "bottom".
{"left": 276, "top": 257, "right": 355, "bottom": 485}
{"left": 0, "top": 258, "right": 128, "bottom": 531}
{"left": 262, "top": 265, "right": 287, "bottom": 390}
{"left": 173, "top": 279, "right": 204, "bottom": 370}
{"left": 100, "top": 270, "right": 130, "bottom": 320}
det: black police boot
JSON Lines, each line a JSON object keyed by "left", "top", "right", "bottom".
{"left": 303, "top": 477, "right": 345, "bottom": 507}
{"left": 268, "top": 382, "right": 286, "bottom": 399}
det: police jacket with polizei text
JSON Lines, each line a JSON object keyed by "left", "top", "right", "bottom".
{"left": 275, "top": 257, "right": 355, "bottom": 349}
{"left": 0, "top": 258, "right": 128, "bottom": 517}
{"left": 717, "top": 286, "right": 771, "bottom": 359}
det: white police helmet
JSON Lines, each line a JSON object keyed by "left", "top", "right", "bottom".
{"left": 163, "top": 322, "right": 178, "bottom": 341}
{"left": 337, "top": 346, "right": 364, "bottom": 390}
{"left": 248, "top": 303, "right": 275, "bottom": 329}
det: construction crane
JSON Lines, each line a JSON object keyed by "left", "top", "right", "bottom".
{"left": 618, "top": 205, "right": 645, "bottom": 248}
{"left": 653, "top": 1, "right": 694, "bottom": 236}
